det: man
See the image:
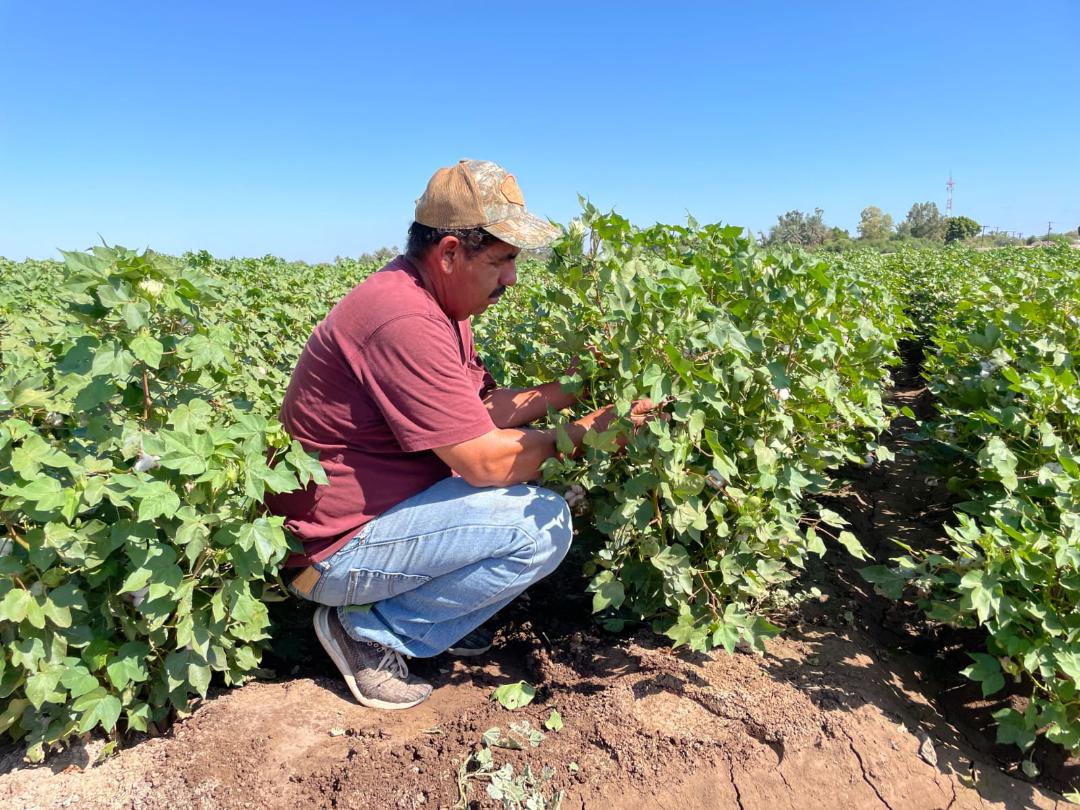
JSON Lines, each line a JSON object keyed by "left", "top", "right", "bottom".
{"left": 267, "top": 159, "right": 647, "bottom": 710}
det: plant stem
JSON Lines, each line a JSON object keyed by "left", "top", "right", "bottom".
{"left": 142, "top": 366, "right": 152, "bottom": 421}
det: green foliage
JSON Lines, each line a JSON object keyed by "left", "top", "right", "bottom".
{"left": 492, "top": 680, "right": 537, "bottom": 710}
{"left": 0, "top": 247, "right": 336, "bottom": 760}
{"left": 859, "top": 244, "right": 1080, "bottom": 756}
{"left": 478, "top": 206, "right": 905, "bottom": 653}
{"left": 764, "top": 207, "right": 830, "bottom": 248}
{"left": 857, "top": 206, "right": 894, "bottom": 241}
{"left": 898, "top": 201, "right": 946, "bottom": 241}
{"left": 945, "top": 216, "right": 981, "bottom": 244}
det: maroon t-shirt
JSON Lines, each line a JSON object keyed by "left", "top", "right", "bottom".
{"left": 266, "top": 256, "right": 497, "bottom": 567}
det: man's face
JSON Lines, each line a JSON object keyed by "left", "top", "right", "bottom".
{"left": 444, "top": 238, "right": 519, "bottom": 320}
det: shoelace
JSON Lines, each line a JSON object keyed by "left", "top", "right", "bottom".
{"left": 375, "top": 647, "right": 409, "bottom": 679}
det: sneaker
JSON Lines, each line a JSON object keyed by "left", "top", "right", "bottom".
{"left": 313, "top": 606, "right": 432, "bottom": 710}
{"left": 446, "top": 626, "right": 494, "bottom": 657}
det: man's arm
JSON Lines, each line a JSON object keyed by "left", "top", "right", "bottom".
{"left": 433, "top": 400, "right": 656, "bottom": 488}
{"left": 481, "top": 349, "right": 603, "bottom": 428}
{"left": 482, "top": 381, "right": 578, "bottom": 429}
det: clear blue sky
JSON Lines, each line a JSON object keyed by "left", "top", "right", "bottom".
{"left": 2, "top": 2, "right": 1077, "bottom": 261}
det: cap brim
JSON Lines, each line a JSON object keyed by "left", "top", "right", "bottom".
{"left": 483, "top": 212, "right": 560, "bottom": 250}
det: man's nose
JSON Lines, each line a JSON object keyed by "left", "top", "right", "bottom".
{"left": 501, "top": 264, "right": 517, "bottom": 287}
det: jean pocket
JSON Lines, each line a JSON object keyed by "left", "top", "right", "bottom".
{"left": 346, "top": 568, "right": 431, "bottom": 604}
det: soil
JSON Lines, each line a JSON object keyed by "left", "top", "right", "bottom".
{"left": 2, "top": 352, "right": 1076, "bottom": 809}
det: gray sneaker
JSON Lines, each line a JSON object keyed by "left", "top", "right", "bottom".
{"left": 313, "top": 606, "right": 432, "bottom": 710}
{"left": 446, "top": 626, "right": 494, "bottom": 657}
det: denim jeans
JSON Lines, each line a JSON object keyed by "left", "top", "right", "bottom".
{"left": 296, "top": 476, "right": 573, "bottom": 657}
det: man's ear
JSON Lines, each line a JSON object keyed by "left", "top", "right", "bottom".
{"left": 437, "top": 236, "right": 460, "bottom": 274}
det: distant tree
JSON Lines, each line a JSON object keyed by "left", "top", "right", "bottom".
{"left": 355, "top": 246, "right": 399, "bottom": 264}
{"left": 898, "top": 202, "right": 946, "bottom": 241}
{"left": 766, "top": 208, "right": 829, "bottom": 247}
{"left": 857, "top": 206, "right": 894, "bottom": 240}
{"left": 944, "top": 216, "right": 981, "bottom": 244}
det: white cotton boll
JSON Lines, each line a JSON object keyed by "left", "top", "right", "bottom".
{"left": 30, "top": 581, "right": 44, "bottom": 596}
{"left": 774, "top": 388, "right": 791, "bottom": 401}
{"left": 979, "top": 361, "right": 993, "bottom": 379}
{"left": 1047, "top": 462, "right": 1064, "bottom": 475}
{"left": 742, "top": 437, "right": 755, "bottom": 449}
{"left": 565, "top": 484, "right": 586, "bottom": 508}
{"left": 133, "top": 452, "right": 161, "bottom": 473}
{"left": 138, "top": 278, "right": 164, "bottom": 298}
{"left": 44, "top": 412, "right": 64, "bottom": 427}
{"left": 864, "top": 452, "right": 876, "bottom": 467}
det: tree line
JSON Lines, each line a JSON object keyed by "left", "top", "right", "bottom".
{"left": 762, "top": 202, "right": 982, "bottom": 250}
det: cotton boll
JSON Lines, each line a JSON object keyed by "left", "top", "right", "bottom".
{"left": 564, "top": 485, "right": 588, "bottom": 514}
{"left": 774, "top": 388, "right": 791, "bottom": 401}
{"left": 133, "top": 452, "right": 161, "bottom": 473}
{"left": 567, "top": 218, "right": 587, "bottom": 239}
{"left": 138, "top": 278, "right": 164, "bottom": 298}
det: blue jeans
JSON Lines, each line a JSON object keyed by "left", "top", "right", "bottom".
{"left": 296, "top": 477, "right": 573, "bottom": 657}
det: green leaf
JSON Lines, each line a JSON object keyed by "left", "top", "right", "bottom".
{"left": 804, "top": 526, "right": 826, "bottom": 556}
{"left": 544, "top": 709, "right": 564, "bottom": 732}
{"left": 135, "top": 481, "right": 181, "bottom": 522}
{"left": 837, "top": 531, "right": 869, "bottom": 561}
{"left": 491, "top": 681, "right": 536, "bottom": 710}
{"left": 818, "top": 508, "right": 848, "bottom": 528}
{"left": 0, "top": 588, "right": 32, "bottom": 623}
{"left": 590, "top": 573, "right": 625, "bottom": 613}
{"left": 237, "top": 518, "right": 286, "bottom": 566}
{"left": 106, "top": 642, "right": 151, "bottom": 689}
{"left": 165, "top": 649, "right": 213, "bottom": 699}
{"left": 0, "top": 699, "right": 30, "bottom": 735}
{"left": 25, "top": 669, "right": 64, "bottom": 708}
{"left": 60, "top": 665, "right": 100, "bottom": 699}
{"left": 73, "top": 687, "right": 123, "bottom": 733}
{"left": 961, "top": 653, "right": 1005, "bottom": 697}
{"left": 555, "top": 424, "right": 575, "bottom": 457}
{"left": 129, "top": 334, "right": 164, "bottom": 368}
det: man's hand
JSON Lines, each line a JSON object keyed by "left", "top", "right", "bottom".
{"left": 579, "top": 398, "right": 666, "bottom": 451}
{"left": 562, "top": 344, "right": 606, "bottom": 379}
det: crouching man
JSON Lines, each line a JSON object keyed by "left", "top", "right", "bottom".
{"left": 267, "top": 159, "right": 648, "bottom": 709}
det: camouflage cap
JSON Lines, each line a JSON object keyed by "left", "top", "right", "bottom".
{"left": 414, "top": 159, "right": 559, "bottom": 250}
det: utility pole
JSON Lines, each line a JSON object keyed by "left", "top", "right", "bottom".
{"left": 946, "top": 172, "right": 955, "bottom": 218}
{"left": 1047, "top": 221, "right": 1054, "bottom": 239}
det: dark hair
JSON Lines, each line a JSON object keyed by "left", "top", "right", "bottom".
{"left": 405, "top": 222, "right": 500, "bottom": 261}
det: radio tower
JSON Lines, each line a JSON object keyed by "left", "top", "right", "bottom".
{"left": 945, "top": 172, "right": 955, "bottom": 217}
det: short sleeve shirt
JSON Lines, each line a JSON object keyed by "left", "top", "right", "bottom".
{"left": 265, "top": 256, "right": 497, "bottom": 566}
